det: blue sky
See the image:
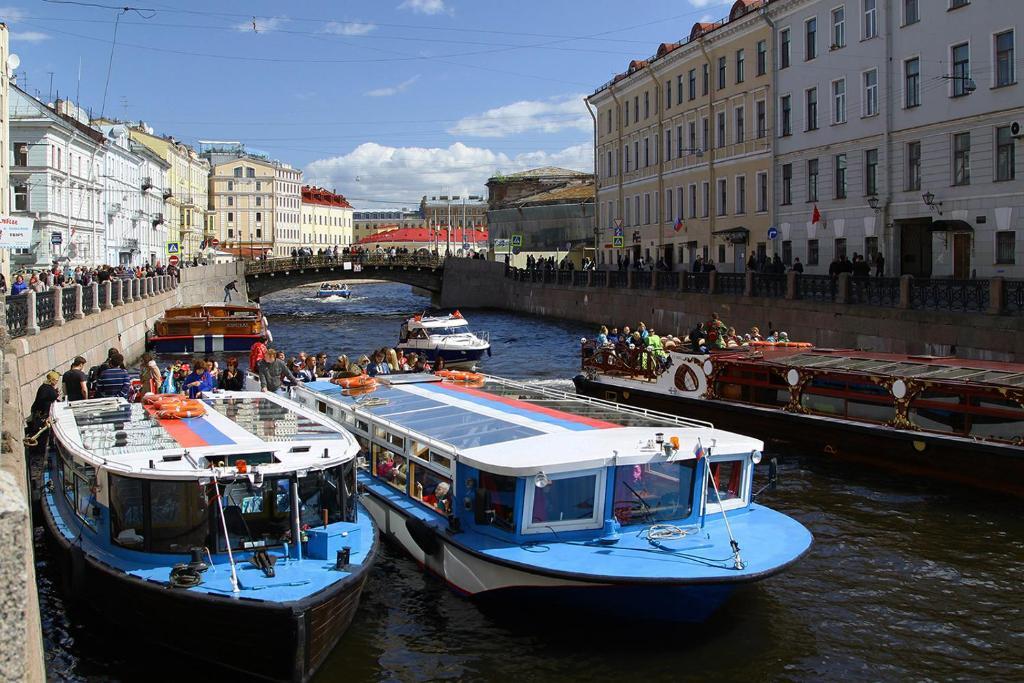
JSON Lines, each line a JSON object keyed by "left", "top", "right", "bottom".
{"left": 3, "top": 0, "right": 735, "bottom": 208}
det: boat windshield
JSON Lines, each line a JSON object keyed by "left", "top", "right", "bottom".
{"left": 611, "top": 461, "right": 697, "bottom": 525}
{"left": 429, "top": 326, "right": 472, "bottom": 336}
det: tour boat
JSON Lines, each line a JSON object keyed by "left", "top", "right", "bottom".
{"left": 41, "top": 391, "right": 378, "bottom": 682}
{"left": 147, "top": 302, "right": 271, "bottom": 354}
{"left": 316, "top": 282, "right": 352, "bottom": 299}
{"left": 574, "top": 341, "right": 1024, "bottom": 495}
{"left": 396, "top": 311, "right": 490, "bottom": 369}
{"left": 292, "top": 374, "right": 811, "bottom": 622}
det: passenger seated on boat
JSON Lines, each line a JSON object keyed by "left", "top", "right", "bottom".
{"left": 607, "top": 327, "right": 620, "bottom": 344}
{"left": 689, "top": 322, "right": 707, "bottom": 353}
{"left": 749, "top": 326, "right": 763, "bottom": 341}
{"left": 433, "top": 482, "right": 451, "bottom": 515}
{"left": 596, "top": 326, "right": 609, "bottom": 345}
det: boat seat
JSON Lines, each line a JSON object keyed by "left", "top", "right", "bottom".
{"left": 222, "top": 505, "right": 252, "bottom": 548}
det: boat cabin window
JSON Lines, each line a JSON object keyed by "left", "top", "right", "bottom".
{"left": 372, "top": 444, "right": 408, "bottom": 492}
{"left": 432, "top": 326, "right": 469, "bottom": 336}
{"left": 612, "top": 461, "right": 697, "bottom": 525}
{"left": 523, "top": 469, "right": 605, "bottom": 534}
{"left": 411, "top": 464, "right": 453, "bottom": 515}
{"left": 57, "top": 448, "right": 98, "bottom": 529}
{"left": 429, "top": 452, "right": 452, "bottom": 470}
{"left": 966, "top": 396, "right": 1024, "bottom": 441}
{"left": 704, "top": 459, "right": 748, "bottom": 511}
{"left": 109, "top": 475, "right": 209, "bottom": 552}
{"left": 475, "top": 471, "right": 517, "bottom": 532}
{"left": 408, "top": 329, "right": 429, "bottom": 340}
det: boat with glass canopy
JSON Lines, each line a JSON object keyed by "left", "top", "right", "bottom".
{"left": 41, "top": 391, "right": 377, "bottom": 682}
{"left": 292, "top": 374, "right": 811, "bottom": 622}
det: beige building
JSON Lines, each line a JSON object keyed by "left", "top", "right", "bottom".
{"left": 300, "top": 186, "right": 354, "bottom": 249}
{"left": 207, "top": 156, "right": 302, "bottom": 258}
{"left": 0, "top": 23, "right": 10, "bottom": 282}
{"left": 588, "top": 0, "right": 774, "bottom": 272}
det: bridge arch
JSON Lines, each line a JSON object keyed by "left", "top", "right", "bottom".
{"left": 244, "top": 254, "right": 444, "bottom": 301}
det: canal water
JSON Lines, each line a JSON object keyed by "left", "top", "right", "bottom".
{"left": 36, "top": 282, "right": 1024, "bottom": 681}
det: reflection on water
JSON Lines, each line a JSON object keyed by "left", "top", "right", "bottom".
{"left": 36, "top": 282, "right": 1024, "bottom": 681}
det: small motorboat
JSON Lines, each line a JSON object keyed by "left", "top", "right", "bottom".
{"left": 316, "top": 282, "right": 351, "bottom": 299}
{"left": 293, "top": 374, "right": 811, "bottom": 623}
{"left": 42, "top": 391, "right": 378, "bottom": 681}
{"left": 396, "top": 310, "right": 490, "bottom": 369}
{"left": 147, "top": 302, "right": 271, "bottom": 354}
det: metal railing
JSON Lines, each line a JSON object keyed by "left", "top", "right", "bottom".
{"left": 657, "top": 271, "right": 679, "bottom": 291}
{"left": 910, "top": 278, "right": 989, "bottom": 312}
{"left": 572, "top": 271, "right": 588, "bottom": 287}
{"left": 717, "top": 272, "right": 744, "bottom": 295}
{"left": 608, "top": 271, "right": 625, "bottom": 288}
{"left": 682, "top": 272, "right": 710, "bottom": 293}
{"left": 592, "top": 271, "right": 607, "bottom": 287}
{"left": 61, "top": 287, "right": 77, "bottom": 319}
{"left": 751, "top": 273, "right": 786, "bottom": 298}
{"left": 634, "top": 271, "right": 651, "bottom": 289}
{"left": 557, "top": 271, "right": 573, "bottom": 286}
{"left": 1007, "top": 279, "right": 1024, "bottom": 314}
{"left": 848, "top": 276, "right": 900, "bottom": 307}
{"left": 6, "top": 296, "right": 28, "bottom": 338}
{"left": 796, "top": 274, "right": 837, "bottom": 302}
{"left": 82, "top": 284, "right": 95, "bottom": 311}
{"left": 36, "top": 291, "right": 56, "bottom": 329}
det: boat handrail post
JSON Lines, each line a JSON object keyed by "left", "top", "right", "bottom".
{"left": 212, "top": 476, "right": 241, "bottom": 593}
{"left": 703, "top": 444, "right": 745, "bottom": 571}
{"left": 291, "top": 474, "right": 303, "bottom": 561}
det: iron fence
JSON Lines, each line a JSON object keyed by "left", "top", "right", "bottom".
{"left": 752, "top": 273, "right": 786, "bottom": 298}
{"left": 82, "top": 284, "right": 95, "bottom": 311}
{"left": 608, "top": 271, "right": 625, "bottom": 288}
{"left": 717, "top": 272, "right": 745, "bottom": 295}
{"left": 245, "top": 253, "right": 444, "bottom": 275}
{"left": 634, "top": 271, "right": 651, "bottom": 289}
{"left": 1006, "top": 279, "right": 1024, "bottom": 314}
{"left": 557, "top": 271, "right": 573, "bottom": 286}
{"left": 5, "top": 296, "right": 28, "bottom": 338}
{"left": 36, "top": 291, "right": 56, "bottom": 329}
{"left": 657, "top": 271, "right": 679, "bottom": 291}
{"left": 591, "top": 271, "right": 607, "bottom": 287}
{"left": 848, "top": 276, "right": 900, "bottom": 307}
{"left": 910, "top": 278, "right": 989, "bottom": 312}
{"left": 572, "top": 271, "right": 588, "bottom": 287}
{"left": 682, "top": 272, "right": 710, "bottom": 293}
{"left": 61, "top": 287, "right": 77, "bottom": 319}
{"left": 796, "top": 274, "right": 837, "bottom": 302}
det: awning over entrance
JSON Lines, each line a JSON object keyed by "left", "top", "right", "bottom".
{"left": 712, "top": 227, "right": 749, "bottom": 244}
{"left": 928, "top": 219, "right": 973, "bottom": 233}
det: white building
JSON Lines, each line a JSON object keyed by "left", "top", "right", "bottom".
{"left": 131, "top": 140, "right": 171, "bottom": 265}
{"left": 96, "top": 123, "right": 142, "bottom": 266}
{"left": 1, "top": 23, "right": 11, "bottom": 282}
{"left": 769, "top": 0, "right": 1022, "bottom": 278}
{"left": 8, "top": 87, "right": 105, "bottom": 269}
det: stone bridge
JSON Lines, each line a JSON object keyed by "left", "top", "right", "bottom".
{"left": 244, "top": 254, "right": 445, "bottom": 300}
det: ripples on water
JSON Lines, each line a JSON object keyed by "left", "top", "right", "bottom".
{"left": 36, "top": 282, "right": 1024, "bottom": 681}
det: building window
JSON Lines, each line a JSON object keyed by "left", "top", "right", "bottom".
{"left": 996, "top": 126, "right": 1016, "bottom": 181}
{"left": 14, "top": 184, "right": 28, "bottom": 211}
{"left": 780, "top": 28, "right": 791, "bottom": 68}
{"left": 951, "top": 43, "right": 970, "bottom": 97}
{"left": 676, "top": 125, "right": 684, "bottom": 158}
{"left": 255, "top": 211, "right": 262, "bottom": 223}
{"left": 664, "top": 131, "right": 671, "bottom": 162}
{"left": 702, "top": 63, "right": 709, "bottom": 95}
{"left": 950, "top": 0, "right": 969, "bottom": 8}
{"left": 807, "top": 158, "right": 819, "bottom": 201}
{"left": 806, "top": 17, "right": 817, "bottom": 60}
{"left": 996, "top": 231, "right": 1016, "bottom": 264}
{"left": 995, "top": 30, "right": 1015, "bottom": 87}
{"left": 905, "top": 57, "right": 920, "bottom": 107}
{"left": 666, "top": 188, "right": 673, "bottom": 221}
{"left": 702, "top": 118, "right": 709, "bottom": 151}
{"left": 702, "top": 182, "right": 710, "bottom": 218}
{"left": 717, "top": 179, "right": 728, "bottom": 216}
{"left": 624, "top": 144, "right": 630, "bottom": 173}
{"left": 781, "top": 164, "right": 793, "bottom": 205}
{"left": 606, "top": 150, "right": 613, "bottom": 177}
{"left": 833, "top": 78, "right": 847, "bottom": 123}
{"left": 634, "top": 141, "right": 640, "bottom": 170}
{"left": 634, "top": 96, "right": 639, "bottom": 122}
{"left": 607, "top": 109, "right": 612, "bottom": 133}
{"left": 717, "top": 112, "right": 727, "bottom": 148}
{"left": 832, "top": 6, "right": 846, "bottom": 48}
{"left": 953, "top": 132, "right": 970, "bottom": 185}
{"left": 906, "top": 141, "right": 921, "bottom": 190}
{"left": 644, "top": 194, "right": 651, "bottom": 224}
{"left": 835, "top": 153, "right": 848, "bottom": 198}
{"left": 780, "top": 95, "right": 792, "bottom": 136}
{"left": 808, "top": 239, "right": 820, "bottom": 265}
{"left": 688, "top": 69, "right": 697, "bottom": 100}
{"left": 246, "top": 167, "right": 255, "bottom": 178}
{"left": 736, "top": 175, "right": 746, "bottom": 214}
{"left": 735, "top": 106, "right": 745, "bottom": 143}
{"left": 233, "top": 167, "right": 242, "bottom": 178}
{"left": 903, "top": 0, "right": 919, "bottom": 25}
{"left": 718, "top": 56, "right": 727, "bottom": 89}
{"left": 689, "top": 122, "right": 697, "bottom": 152}
{"left": 782, "top": 240, "right": 793, "bottom": 265}
{"left": 736, "top": 49, "right": 745, "bottom": 83}
{"left": 757, "top": 39, "right": 767, "bottom": 75}
{"left": 666, "top": 80, "right": 672, "bottom": 109}
{"left": 757, "top": 172, "right": 768, "bottom": 212}
{"left": 227, "top": 211, "right": 234, "bottom": 223}
{"left": 863, "top": 69, "right": 878, "bottom": 116}
{"left": 256, "top": 181, "right": 262, "bottom": 191}
{"left": 689, "top": 184, "right": 698, "bottom": 218}
{"left": 635, "top": 195, "right": 640, "bottom": 225}
{"left": 863, "top": 0, "right": 877, "bottom": 39}
{"left": 644, "top": 91, "right": 650, "bottom": 119}
{"left": 834, "top": 237, "right": 847, "bottom": 261}
{"left": 677, "top": 74, "right": 685, "bottom": 105}
{"left": 756, "top": 100, "right": 767, "bottom": 138}
{"left": 644, "top": 138, "right": 650, "bottom": 167}
{"left": 625, "top": 102, "right": 629, "bottom": 126}
{"left": 256, "top": 197, "right": 262, "bottom": 207}
{"left": 865, "top": 148, "right": 878, "bottom": 195}
{"left": 865, "top": 236, "right": 879, "bottom": 260}
{"left": 227, "top": 196, "right": 234, "bottom": 206}
{"left": 806, "top": 87, "right": 818, "bottom": 130}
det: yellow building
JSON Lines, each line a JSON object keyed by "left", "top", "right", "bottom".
{"left": 300, "top": 186, "right": 355, "bottom": 249}
{"left": 588, "top": 0, "right": 773, "bottom": 272}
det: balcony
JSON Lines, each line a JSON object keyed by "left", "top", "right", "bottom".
{"left": 141, "top": 176, "right": 153, "bottom": 191}
{"left": 163, "top": 187, "right": 173, "bottom": 200}
{"left": 152, "top": 213, "right": 165, "bottom": 227}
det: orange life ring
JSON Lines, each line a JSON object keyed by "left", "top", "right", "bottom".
{"left": 438, "top": 370, "right": 484, "bottom": 383}
{"left": 343, "top": 384, "right": 378, "bottom": 397}
{"left": 143, "top": 393, "right": 183, "bottom": 406}
{"left": 332, "top": 374, "right": 376, "bottom": 389}
{"left": 156, "top": 404, "right": 206, "bottom": 419}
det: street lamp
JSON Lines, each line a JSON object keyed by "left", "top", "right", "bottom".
{"left": 922, "top": 192, "right": 943, "bottom": 215}
{"left": 867, "top": 195, "right": 881, "bottom": 213}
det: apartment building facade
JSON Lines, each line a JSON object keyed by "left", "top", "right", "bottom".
{"left": 300, "top": 185, "right": 354, "bottom": 249}
{"left": 588, "top": 0, "right": 774, "bottom": 272}
{"left": 770, "top": 0, "right": 1022, "bottom": 277}
{"left": 1, "top": 23, "right": 10, "bottom": 280}
{"left": 208, "top": 157, "right": 277, "bottom": 258}
{"left": 274, "top": 164, "right": 302, "bottom": 257}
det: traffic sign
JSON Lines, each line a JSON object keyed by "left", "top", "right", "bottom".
{"left": 493, "top": 238, "right": 510, "bottom": 248}
{"left": 210, "top": 238, "right": 220, "bottom": 248}
{"left": 613, "top": 219, "right": 623, "bottom": 229}
{"left": 511, "top": 234, "right": 523, "bottom": 247}
{"left": 51, "top": 231, "right": 62, "bottom": 245}
{"left": 612, "top": 236, "right": 624, "bottom": 248}
{"left": 168, "top": 254, "right": 180, "bottom": 267}
{"left": 767, "top": 226, "right": 779, "bottom": 240}
{"left": 166, "top": 241, "right": 180, "bottom": 255}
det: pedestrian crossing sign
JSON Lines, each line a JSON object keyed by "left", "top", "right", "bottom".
{"left": 511, "top": 234, "right": 523, "bottom": 247}
{"left": 166, "top": 241, "right": 180, "bottom": 255}
{"left": 612, "top": 236, "right": 624, "bottom": 248}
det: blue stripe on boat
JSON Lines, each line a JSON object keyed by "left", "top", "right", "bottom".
{"left": 415, "top": 382, "right": 598, "bottom": 432}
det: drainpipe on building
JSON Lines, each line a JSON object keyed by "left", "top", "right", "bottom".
{"left": 765, "top": 3, "right": 778, "bottom": 259}
{"left": 699, "top": 39, "right": 716, "bottom": 261}
{"left": 645, "top": 66, "right": 666, "bottom": 262}
{"left": 882, "top": 0, "right": 895, "bottom": 274}
{"left": 610, "top": 85, "right": 625, "bottom": 264}
{"left": 585, "top": 96, "right": 600, "bottom": 259}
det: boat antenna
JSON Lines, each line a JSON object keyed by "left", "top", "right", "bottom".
{"left": 702, "top": 439, "right": 746, "bottom": 570}
{"left": 212, "top": 476, "right": 242, "bottom": 593}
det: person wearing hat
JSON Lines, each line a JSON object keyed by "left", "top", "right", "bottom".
{"left": 28, "top": 371, "right": 61, "bottom": 455}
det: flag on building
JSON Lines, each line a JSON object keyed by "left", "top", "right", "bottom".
{"left": 811, "top": 204, "right": 821, "bottom": 225}
{"left": 674, "top": 217, "right": 684, "bottom": 232}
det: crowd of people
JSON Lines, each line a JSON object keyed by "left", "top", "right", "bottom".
{"left": 5, "top": 262, "right": 180, "bottom": 296}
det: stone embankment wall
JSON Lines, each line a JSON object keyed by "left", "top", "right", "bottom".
{"left": 0, "top": 261, "right": 246, "bottom": 682}
{"left": 440, "top": 259, "right": 1023, "bottom": 362}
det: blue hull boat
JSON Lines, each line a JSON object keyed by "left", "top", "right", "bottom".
{"left": 293, "top": 375, "right": 812, "bottom": 623}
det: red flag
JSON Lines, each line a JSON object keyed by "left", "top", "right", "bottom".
{"left": 811, "top": 204, "right": 821, "bottom": 225}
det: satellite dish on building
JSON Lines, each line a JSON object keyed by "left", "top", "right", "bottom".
{"left": 7, "top": 53, "right": 21, "bottom": 76}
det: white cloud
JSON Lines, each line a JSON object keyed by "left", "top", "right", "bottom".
{"left": 0, "top": 6, "right": 26, "bottom": 23}
{"left": 687, "top": 0, "right": 731, "bottom": 8}
{"left": 232, "top": 15, "right": 287, "bottom": 33}
{"left": 448, "top": 94, "right": 590, "bottom": 138}
{"left": 365, "top": 75, "right": 420, "bottom": 97}
{"left": 305, "top": 141, "right": 591, "bottom": 208}
{"left": 322, "top": 21, "right": 376, "bottom": 36}
{"left": 11, "top": 30, "right": 49, "bottom": 43}
{"left": 398, "top": 0, "right": 448, "bottom": 15}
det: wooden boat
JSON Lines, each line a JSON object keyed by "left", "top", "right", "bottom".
{"left": 42, "top": 391, "right": 378, "bottom": 682}
{"left": 574, "top": 340, "right": 1024, "bottom": 495}
{"left": 292, "top": 374, "right": 811, "bottom": 623}
{"left": 148, "top": 302, "right": 271, "bottom": 354}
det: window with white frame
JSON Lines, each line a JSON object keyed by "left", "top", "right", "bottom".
{"left": 781, "top": 163, "right": 793, "bottom": 205}
{"left": 835, "top": 153, "right": 848, "bottom": 198}
{"left": 807, "top": 158, "right": 819, "bottom": 201}
{"left": 953, "top": 131, "right": 970, "bottom": 185}
{"left": 832, "top": 78, "right": 847, "bottom": 123}
{"left": 863, "top": 69, "right": 878, "bottom": 116}
{"left": 702, "top": 182, "right": 710, "bottom": 217}
{"left": 736, "top": 48, "right": 745, "bottom": 83}
{"left": 806, "top": 87, "right": 818, "bottom": 130}
{"left": 677, "top": 124, "right": 684, "bottom": 157}
{"left": 665, "top": 129, "right": 672, "bottom": 162}
{"left": 756, "top": 99, "right": 767, "bottom": 137}
{"left": 757, "top": 171, "right": 768, "bottom": 212}
{"left": 806, "top": 17, "right": 817, "bottom": 60}
{"left": 906, "top": 142, "right": 921, "bottom": 190}
{"left": 644, "top": 194, "right": 651, "bottom": 224}
{"left": 666, "top": 189, "right": 673, "bottom": 222}
{"left": 905, "top": 57, "right": 920, "bottom": 107}
{"left": 863, "top": 0, "right": 877, "bottom": 39}
{"left": 757, "top": 39, "right": 767, "bottom": 75}
{"left": 780, "top": 94, "right": 792, "bottom": 136}
{"left": 832, "top": 6, "right": 845, "bottom": 48}
{"left": 995, "top": 30, "right": 1014, "bottom": 87}
{"left": 780, "top": 28, "right": 791, "bottom": 68}
{"left": 718, "top": 56, "right": 727, "bottom": 90}
{"left": 736, "top": 175, "right": 746, "bottom": 214}
{"left": 677, "top": 74, "right": 685, "bottom": 105}
{"left": 704, "top": 459, "right": 749, "bottom": 511}
{"left": 689, "top": 184, "right": 697, "bottom": 218}
{"left": 718, "top": 178, "right": 728, "bottom": 216}
{"left": 996, "top": 231, "right": 1015, "bottom": 264}
{"left": 735, "top": 106, "right": 745, "bottom": 143}
{"left": 951, "top": 43, "right": 970, "bottom": 97}
{"left": 996, "top": 125, "right": 1016, "bottom": 182}
{"left": 523, "top": 469, "right": 605, "bottom": 533}
{"left": 865, "top": 148, "right": 878, "bottom": 195}
{"left": 718, "top": 111, "right": 727, "bottom": 147}
{"left": 903, "top": 0, "right": 919, "bottom": 25}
